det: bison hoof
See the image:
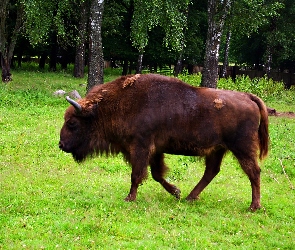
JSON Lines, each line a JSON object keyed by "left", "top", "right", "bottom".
{"left": 124, "top": 194, "right": 136, "bottom": 202}
{"left": 185, "top": 195, "right": 199, "bottom": 202}
{"left": 173, "top": 188, "right": 181, "bottom": 200}
{"left": 249, "top": 203, "right": 261, "bottom": 212}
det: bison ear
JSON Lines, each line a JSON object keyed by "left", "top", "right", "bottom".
{"left": 66, "top": 96, "right": 82, "bottom": 113}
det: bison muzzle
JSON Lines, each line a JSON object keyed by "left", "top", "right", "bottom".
{"left": 59, "top": 74, "right": 269, "bottom": 211}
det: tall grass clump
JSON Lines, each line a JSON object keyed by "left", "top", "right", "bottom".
{"left": 218, "top": 75, "right": 285, "bottom": 102}
{"left": 179, "top": 73, "right": 285, "bottom": 102}
{"left": 178, "top": 72, "right": 202, "bottom": 87}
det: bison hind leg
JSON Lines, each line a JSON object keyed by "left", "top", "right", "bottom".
{"left": 150, "top": 153, "right": 181, "bottom": 199}
{"left": 235, "top": 155, "right": 261, "bottom": 211}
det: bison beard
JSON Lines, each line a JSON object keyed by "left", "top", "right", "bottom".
{"left": 59, "top": 74, "right": 269, "bottom": 211}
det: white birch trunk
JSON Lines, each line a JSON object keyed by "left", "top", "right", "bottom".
{"left": 222, "top": 30, "right": 231, "bottom": 78}
{"left": 136, "top": 53, "right": 143, "bottom": 74}
{"left": 87, "top": 0, "right": 104, "bottom": 92}
{"left": 201, "top": 0, "right": 232, "bottom": 88}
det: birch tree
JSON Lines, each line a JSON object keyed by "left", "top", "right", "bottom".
{"left": 201, "top": 0, "right": 232, "bottom": 88}
{"left": 87, "top": 0, "right": 104, "bottom": 91}
{"left": 131, "top": 0, "right": 189, "bottom": 73}
{"left": 220, "top": 0, "right": 283, "bottom": 77}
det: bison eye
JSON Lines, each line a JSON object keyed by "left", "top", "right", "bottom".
{"left": 66, "top": 120, "right": 78, "bottom": 130}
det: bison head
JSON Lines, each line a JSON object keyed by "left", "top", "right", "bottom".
{"left": 59, "top": 96, "right": 97, "bottom": 162}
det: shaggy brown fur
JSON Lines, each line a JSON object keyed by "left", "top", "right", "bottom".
{"left": 122, "top": 74, "right": 140, "bottom": 88}
{"left": 59, "top": 74, "right": 269, "bottom": 211}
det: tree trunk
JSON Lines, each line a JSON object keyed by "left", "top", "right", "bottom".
{"left": 221, "top": 30, "right": 231, "bottom": 78}
{"left": 201, "top": 23, "right": 222, "bottom": 87}
{"left": 87, "top": 0, "right": 104, "bottom": 92}
{"left": 49, "top": 31, "right": 58, "bottom": 71}
{"left": 265, "top": 45, "right": 272, "bottom": 79}
{"left": 39, "top": 52, "right": 47, "bottom": 69}
{"left": 201, "top": 0, "right": 232, "bottom": 88}
{"left": 265, "top": 17, "right": 277, "bottom": 79}
{"left": 174, "top": 56, "right": 183, "bottom": 77}
{"left": 0, "top": 2, "right": 24, "bottom": 82}
{"left": 128, "top": 61, "right": 134, "bottom": 74}
{"left": 17, "top": 52, "right": 22, "bottom": 68}
{"left": 60, "top": 47, "right": 68, "bottom": 70}
{"left": 187, "top": 64, "right": 193, "bottom": 74}
{"left": 74, "top": 0, "right": 88, "bottom": 78}
{"left": 174, "top": 7, "right": 187, "bottom": 77}
{"left": 153, "top": 62, "right": 158, "bottom": 73}
{"left": 136, "top": 53, "right": 143, "bottom": 74}
{"left": 122, "top": 60, "right": 128, "bottom": 75}
{"left": 74, "top": 42, "right": 86, "bottom": 78}
{"left": 1, "top": 53, "right": 12, "bottom": 82}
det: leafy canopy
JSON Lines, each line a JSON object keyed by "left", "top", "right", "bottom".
{"left": 131, "top": 0, "right": 190, "bottom": 52}
{"left": 23, "top": 0, "right": 80, "bottom": 46}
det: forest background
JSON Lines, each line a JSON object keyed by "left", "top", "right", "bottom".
{"left": 1, "top": 0, "right": 295, "bottom": 91}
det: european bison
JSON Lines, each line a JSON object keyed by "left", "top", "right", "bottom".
{"left": 59, "top": 74, "right": 269, "bottom": 211}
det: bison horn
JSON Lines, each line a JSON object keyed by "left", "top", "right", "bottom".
{"left": 66, "top": 96, "right": 82, "bottom": 112}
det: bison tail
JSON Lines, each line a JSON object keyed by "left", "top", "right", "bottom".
{"left": 250, "top": 94, "right": 269, "bottom": 160}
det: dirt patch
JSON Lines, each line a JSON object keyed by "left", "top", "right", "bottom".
{"left": 267, "top": 107, "right": 295, "bottom": 118}
{"left": 276, "top": 111, "right": 295, "bottom": 118}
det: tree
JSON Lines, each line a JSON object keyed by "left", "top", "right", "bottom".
{"left": 175, "top": 0, "right": 207, "bottom": 75}
{"left": 0, "top": 0, "right": 24, "bottom": 82}
{"left": 131, "top": 0, "right": 190, "bottom": 73}
{"left": 24, "top": 0, "right": 77, "bottom": 70}
{"left": 201, "top": 0, "right": 232, "bottom": 88}
{"left": 262, "top": 0, "right": 295, "bottom": 73}
{"left": 220, "top": 0, "right": 284, "bottom": 73}
{"left": 131, "top": 0, "right": 155, "bottom": 73}
{"left": 74, "top": 0, "right": 89, "bottom": 78}
{"left": 23, "top": 0, "right": 105, "bottom": 90}
{"left": 201, "top": 0, "right": 285, "bottom": 86}
{"left": 87, "top": 0, "right": 104, "bottom": 92}
{"left": 102, "top": 0, "right": 138, "bottom": 75}
{"left": 144, "top": 26, "right": 176, "bottom": 72}
{"left": 221, "top": 30, "right": 231, "bottom": 77}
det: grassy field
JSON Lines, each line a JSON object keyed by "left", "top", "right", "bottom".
{"left": 0, "top": 67, "right": 294, "bottom": 249}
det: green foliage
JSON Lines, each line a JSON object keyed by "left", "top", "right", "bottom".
{"left": 23, "top": 0, "right": 79, "bottom": 46}
{"left": 183, "top": 0, "right": 207, "bottom": 65}
{"left": 217, "top": 75, "right": 285, "bottom": 101}
{"left": 228, "top": 0, "right": 294, "bottom": 68}
{"left": 270, "top": 0, "right": 295, "bottom": 63}
{"left": 131, "top": 0, "right": 190, "bottom": 52}
{"left": 102, "top": 0, "right": 137, "bottom": 62}
{"left": 0, "top": 69, "right": 295, "bottom": 248}
{"left": 230, "top": 0, "right": 284, "bottom": 36}
{"left": 179, "top": 73, "right": 286, "bottom": 102}
{"left": 178, "top": 72, "right": 202, "bottom": 87}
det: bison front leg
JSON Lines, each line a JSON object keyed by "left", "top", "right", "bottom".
{"left": 124, "top": 147, "right": 149, "bottom": 202}
{"left": 186, "top": 149, "right": 226, "bottom": 201}
{"left": 125, "top": 167, "right": 148, "bottom": 202}
{"left": 150, "top": 153, "right": 181, "bottom": 199}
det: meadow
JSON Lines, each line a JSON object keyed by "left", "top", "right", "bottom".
{"left": 0, "top": 66, "right": 294, "bottom": 249}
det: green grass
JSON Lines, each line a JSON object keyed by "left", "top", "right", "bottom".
{"left": 0, "top": 68, "right": 295, "bottom": 249}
